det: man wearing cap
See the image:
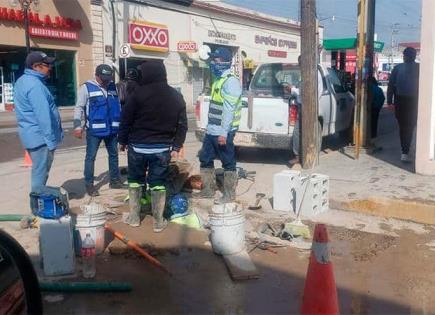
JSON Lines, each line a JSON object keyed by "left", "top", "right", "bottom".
{"left": 387, "top": 47, "right": 420, "bottom": 162}
{"left": 116, "top": 68, "right": 140, "bottom": 108}
{"left": 194, "top": 47, "right": 242, "bottom": 204}
{"left": 14, "top": 51, "right": 63, "bottom": 193}
{"left": 73, "top": 64, "right": 123, "bottom": 196}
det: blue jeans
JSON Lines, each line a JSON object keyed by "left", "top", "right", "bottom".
{"left": 199, "top": 132, "right": 236, "bottom": 171}
{"left": 84, "top": 133, "right": 120, "bottom": 186}
{"left": 28, "top": 145, "right": 54, "bottom": 192}
{"left": 127, "top": 147, "right": 170, "bottom": 189}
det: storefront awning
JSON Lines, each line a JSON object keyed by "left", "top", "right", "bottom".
{"left": 323, "top": 38, "right": 384, "bottom": 53}
{"left": 179, "top": 53, "right": 208, "bottom": 68}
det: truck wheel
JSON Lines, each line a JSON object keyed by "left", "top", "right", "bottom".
{"left": 340, "top": 110, "right": 355, "bottom": 145}
{"left": 235, "top": 146, "right": 241, "bottom": 159}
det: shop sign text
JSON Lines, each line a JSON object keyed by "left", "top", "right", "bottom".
{"left": 29, "top": 26, "right": 78, "bottom": 40}
{"left": 0, "top": 7, "right": 82, "bottom": 31}
{"left": 129, "top": 22, "right": 169, "bottom": 52}
{"left": 208, "top": 30, "right": 236, "bottom": 45}
{"left": 177, "top": 41, "right": 197, "bottom": 52}
{"left": 255, "top": 35, "right": 297, "bottom": 50}
{"left": 268, "top": 50, "right": 287, "bottom": 58}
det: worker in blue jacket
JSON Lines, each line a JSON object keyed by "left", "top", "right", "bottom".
{"left": 14, "top": 51, "right": 63, "bottom": 193}
{"left": 73, "top": 64, "right": 123, "bottom": 196}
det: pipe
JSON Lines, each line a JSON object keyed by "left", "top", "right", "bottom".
{"left": 110, "top": 0, "right": 117, "bottom": 64}
{"left": 0, "top": 215, "right": 26, "bottom": 222}
{"left": 40, "top": 282, "right": 132, "bottom": 293}
{"left": 104, "top": 224, "right": 172, "bottom": 276}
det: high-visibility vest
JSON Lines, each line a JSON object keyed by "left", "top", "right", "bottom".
{"left": 208, "top": 74, "right": 242, "bottom": 130}
{"left": 85, "top": 81, "right": 121, "bottom": 137}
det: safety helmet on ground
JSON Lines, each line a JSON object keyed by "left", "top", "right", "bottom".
{"left": 167, "top": 193, "right": 189, "bottom": 220}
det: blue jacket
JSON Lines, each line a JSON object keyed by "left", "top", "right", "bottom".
{"left": 14, "top": 69, "right": 63, "bottom": 150}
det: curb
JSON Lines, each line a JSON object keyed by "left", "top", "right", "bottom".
{"left": 330, "top": 197, "right": 435, "bottom": 225}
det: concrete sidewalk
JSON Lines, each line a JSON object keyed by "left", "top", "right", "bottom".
{"left": 0, "top": 109, "right": 434, "bottom": 224}
{"left": 317, "top": 109, "right": 435, "bottom": 224}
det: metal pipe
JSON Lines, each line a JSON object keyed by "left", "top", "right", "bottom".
{"left": 110, "top": 0, "right": 117, "bottom": 64}
{"left": 0, "top": 214, "right": 26, "bottom": 221}
{"left": 23, "top": 2, "right": 30, "bottom": 53}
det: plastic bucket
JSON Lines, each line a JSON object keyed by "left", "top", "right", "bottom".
{"left": 209, "top": 203, "right": 245, "bottom": 255}
{"left": 74, "top": 212, "right": 107, "bottom": 255}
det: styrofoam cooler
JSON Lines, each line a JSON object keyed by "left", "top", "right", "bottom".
{"left": 39, "top": 216, "right": 75, "bottom": 276}
{"left": 273, "top": 170, "right": 302, "bottom": 213}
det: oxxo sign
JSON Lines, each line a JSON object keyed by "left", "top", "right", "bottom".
{"left": 177, "top": 41, "right": 197, "bottom": 52}
{"left": 128, "top": 21, "right": 169, "bottom": 52}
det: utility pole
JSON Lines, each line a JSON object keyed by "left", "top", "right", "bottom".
{"left": 354, "top": 0, "right": 376, "bottom": 158}
{"left": 10, "top": 0, "right": 35, "bottom": 54}
{"left": 300, "top": 0, "right": 318, "bottom": 168}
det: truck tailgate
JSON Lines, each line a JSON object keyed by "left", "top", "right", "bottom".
{"left": 238, "top": 97, "right": 289, "bottom": 134}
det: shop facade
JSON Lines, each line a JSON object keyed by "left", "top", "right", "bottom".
{"left": 101, "top": 0, "right": 302, "bottom": 109}
{"left": 0, "top": 0, "right": 94, "bottom": 111}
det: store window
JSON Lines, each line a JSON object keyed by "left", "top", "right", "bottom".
{"left": 0, "top": 46, "right": 76, "bottom": 108}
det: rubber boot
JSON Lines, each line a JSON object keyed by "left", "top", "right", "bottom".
{"left": 192, "top": 168, "right": 216, "bottom": 199}
{"left": 123, "top": 184, "right": 142, "bottom": 227}
{"left": 215, "top": 171, "right": 238, "bottom": 204}
{"left": 140, "top": 189, "right": 152, "bottom": 216}
{"left": 151, "top": 190, "right": 168, "bottom": 233}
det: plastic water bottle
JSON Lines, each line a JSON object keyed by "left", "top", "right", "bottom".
{"left": 81, "top": 233, "right": 96, "bottom": 278}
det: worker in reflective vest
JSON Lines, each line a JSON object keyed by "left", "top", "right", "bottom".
{"left": 195, "top": 47, "right": 242, "bottom": 204}
{"left": 73, "top": 64, "right": 123, "bottom": 197}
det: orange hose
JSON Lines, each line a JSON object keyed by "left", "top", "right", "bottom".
{"left": 105, "top": 224, "right": 171, "bottom": 276}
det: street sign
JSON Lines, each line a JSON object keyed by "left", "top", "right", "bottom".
{"left": 119, "top": 44, "right": 131, "bottom": 58}
{"left": 177, "top": 41, "right": 197, "bottom": 52}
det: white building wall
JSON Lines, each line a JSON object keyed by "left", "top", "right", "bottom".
{"left": 101, "top": 0, "right": 301, "bottom": 108}
{"left": 415, "top": 0, "right": 435, "bottom": 175}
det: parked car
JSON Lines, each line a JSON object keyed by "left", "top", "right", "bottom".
{"left": 0, "top": 230, "right": 42, "bottom": 314}
{"left": 195, "top": 63, "right": 355, "bottom": 151}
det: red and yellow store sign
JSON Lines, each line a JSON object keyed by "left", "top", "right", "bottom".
{"left": 128, "top": 21, "right": 169, "bottom": 52}
{"left": 0, "top": 7, "right": 82, "bottom": 40}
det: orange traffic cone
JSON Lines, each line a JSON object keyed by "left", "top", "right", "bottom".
{"left": 21, "top": 151, "right": 32, "bottom": 168}
{"left": 301, "top": 224, "right": 339, "bottom": 315}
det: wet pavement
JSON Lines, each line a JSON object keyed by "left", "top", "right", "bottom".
{"left": 27, "top": 214, "right": 435, "bottom": 314}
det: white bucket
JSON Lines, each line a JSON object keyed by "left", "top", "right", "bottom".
{"left": 209, "top": 203, "right": 246, "bottom": 255}
{"left": 75, "top": 204, "right": 107, "bottom": 255}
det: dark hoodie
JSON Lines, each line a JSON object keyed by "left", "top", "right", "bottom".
{"left": 118, "top": 61, "right": 188, "bottom": 150}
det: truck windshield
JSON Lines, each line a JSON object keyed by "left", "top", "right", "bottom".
{"left": 251, "top": 64, "right": 301, "bottom": 92}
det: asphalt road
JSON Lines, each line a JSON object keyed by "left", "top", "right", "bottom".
{"left": 0, "top": 117, "right": 197, "bottom": 163}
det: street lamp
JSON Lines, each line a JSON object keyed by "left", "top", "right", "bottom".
{"left": 9, "top": 0, "right": 41, "bottom": 54}
{"left": 318, "top": 15, "right": 336, "bottom": 22}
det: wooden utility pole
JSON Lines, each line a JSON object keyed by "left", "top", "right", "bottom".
{"left": 354, "top": 0, "right": 376, "bottom": 158}
{"left": 300, "top": 0, "right": 319, "bottom": 169}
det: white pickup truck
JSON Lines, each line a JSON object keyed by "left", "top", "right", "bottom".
{"left": 195, "top": 63, "right": 355, "bottom": 150}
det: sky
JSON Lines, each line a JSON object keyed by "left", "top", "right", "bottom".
{"left": 222, "top": 0, "right": 422, "bottom": 46}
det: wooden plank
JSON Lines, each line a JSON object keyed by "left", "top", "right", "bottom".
{"left": 223, "top": 250, "right": 260, "bottom": 281}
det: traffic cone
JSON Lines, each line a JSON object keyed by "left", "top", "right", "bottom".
{"left": 21, "top": 151, "right": 32, "bottom": 168}
{"left": 301, "top": 224, "right": 339, "bottom": 315}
